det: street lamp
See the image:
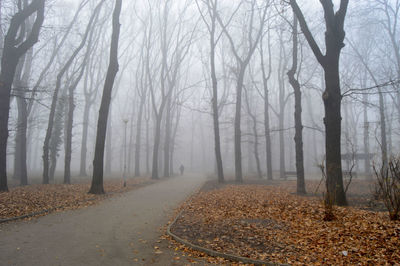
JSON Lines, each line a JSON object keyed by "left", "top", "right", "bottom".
{"left": 123, "top": 118, "right": 129, "bottom": 187}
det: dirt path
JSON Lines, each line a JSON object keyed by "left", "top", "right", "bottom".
{"left": 0, "top": 173, "right": 206, "bottom": 266}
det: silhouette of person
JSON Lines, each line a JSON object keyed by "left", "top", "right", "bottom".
{"left": 179, "top": 164, "right": 185, "bottom": 175}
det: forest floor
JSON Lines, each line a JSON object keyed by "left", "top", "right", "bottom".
{"left": 0, "top": 173, "right": 207, "bottom": 265}
{"left": 0, "top": 177, "right": 153, "bottom": 221}
{"left": 169, "top": 177, "right": 400, "bottom": 265}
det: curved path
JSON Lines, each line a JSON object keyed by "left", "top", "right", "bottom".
{"left": 0, "top": 173, "right": 206, "bottom": 265}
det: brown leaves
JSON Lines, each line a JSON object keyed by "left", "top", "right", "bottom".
{"left": 0, "top": 178, "right": 150, "bottom": 221}
{"left": 171, "top": 184, "right": 400, "bottom": 265}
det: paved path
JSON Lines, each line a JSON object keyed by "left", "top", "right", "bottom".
{"left": 0, "top": 173, "right": 206, "bottom": 266}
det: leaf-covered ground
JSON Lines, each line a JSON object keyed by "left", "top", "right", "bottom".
{"left": 0, "top": 177, "right": 152, "bottom": 221}
{"left": 170, "top": 182, "right": 400, "bottom": 265}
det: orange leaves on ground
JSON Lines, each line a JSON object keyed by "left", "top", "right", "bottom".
{"left": 0, "top": 178, "right": 150, "bottom": 220}
{"left": 171, "top": 185, "right": 400, "bottom": 265}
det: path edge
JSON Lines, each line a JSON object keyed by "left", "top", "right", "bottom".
{"left": 167, "top": 209, "right": 288, "bottom": 266}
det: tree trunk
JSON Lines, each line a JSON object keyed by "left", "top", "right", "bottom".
{"left": 323, "top": 62, "right": 347, "bottom": 205}
{"left": 290, "top": 0, "right": 348, "bottom": 205}
{"left": 105, "top": 104, "right": 112, "bottom": 175}
{"left": 145, "top": 113, "right": 150, "bottom": 174}
{"left": 64, "top": 84, "right": 75, "bottom": 184}
{"left": 260, "top": 33, "right": 273, "bottom": 180}
{"left": 127, "top": 105, "right": 135, "bottom": 174}
{"left": 15, "top": 95, "right": 28, "bottom": 185}
{"left": 210, "top": 22, "right": 224, "bottom": 183}
{"left": 151, "top": 116, "right": 162, "bottom": 179}
{"left": 0, "top": 0, "right": 45, "bottom": 192}
{"left": 13, "top": 48, "right": 30, "bottom": 185}
{"left": 278, "top": 44, "right": 286, "bottom": 179}
{"left": 264, "top": 92, "right": 273, "bottom": 180}
{"left": 378, "top": 89, "right": 388, "bottom": 168}
{"left": 163, "top": 96, "right": 172, "bottom": 177}
{"left": 244, "top": 87, "right": 262, "bottom": 179}
{"left": 89, "top": 0, "right": 122, "bottom": 194}
{"left": 134, "top": 95, "right": 145, "bottom": 177}
{"left": 363, "top": 93, "right": 370, "bottom": 176}
{"left": 79, "top": 103, "right": 90, "bottom": 176}
{"left": 43, "top": 1, "right": 103, "bottom": 184}
{"left": 234, "top": 68, "right": 245, "bottom": 183}
{"left": 287, "top": 14, "right": 306, "bottom": 194}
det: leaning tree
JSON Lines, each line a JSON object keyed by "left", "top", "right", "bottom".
{"left": 89, "top": 0, "right": 122, "bottom": 194}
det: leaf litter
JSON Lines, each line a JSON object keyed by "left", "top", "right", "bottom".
{"left": 170, "top": 184, "right": 400, "bottom": 265}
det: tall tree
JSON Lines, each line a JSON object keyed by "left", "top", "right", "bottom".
{"left": 287, "top": 13, "right": 306, "bottom": 194}
{"left": 216, "top": 0, "right": 268, "bottom": 182}
{"left": 42, "top": 0, "right": 104, "bottom": 184}
{"left": 195, "top": 0, "right": 225, "bottom": 183}
{"left": 259, "top": 28, "right": 273, "bottom": 180}
{"left": 13, "top": 14, "right": 34, "bottom": 185}
{"left": 0, "top": 0, "right": 45, "bottom": 192}
{"left": 244, "top": 81, "right": 262, "bottom": 179}
{"left": 289, "top": 0, "right": 349, "bottom": 205}
{"left": 89, "top": 0, "right": 122, "bottom": 194}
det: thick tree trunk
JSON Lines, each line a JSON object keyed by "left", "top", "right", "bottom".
{"left": 290, "top": 0, "right": 348, "bottom": 206}
{"left": 15, "top": 97, "right": 28, "bottom": 185}
{"left": 89, "top": 0, "right": 121, "bottom": 194}
{"left": 13, "top": 51, "right": 29, "bottom": 184}
{"left": 105, "top": 105, "right": 112, "bottom": 175}
{"left": 0, "top": 70, "right": 15, "bottom": 191}
{"left": 0, "top": 0, "right": 45, "bottom": 192}
{"left": 323, "top": 62, "right": 347, "bottom": 206}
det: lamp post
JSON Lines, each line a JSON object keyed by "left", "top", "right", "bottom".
{"left": 123, "top": 118, "right": 128, "bottom": 187}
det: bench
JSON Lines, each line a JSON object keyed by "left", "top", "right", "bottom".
{"left": 283, "top": 171, "right": 297, "bottom": 179}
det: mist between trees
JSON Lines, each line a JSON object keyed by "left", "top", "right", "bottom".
{"left": 0, "top": 0, "right": 398, "bottom": 203}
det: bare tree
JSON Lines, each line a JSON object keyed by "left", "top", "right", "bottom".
{"left": 195, "top": 0, "right": 225, "bottom": 183}
{"left": 216, "top": 0, "right": 269, "bottom": 182}
{"left": 0, "top": 0, "right": 45, "bottom": 192}
{"left": 290, "top": 0, "right": 349, "bottom": 205}
{"left": 89, "top": 0, "right": 122, "bottom": 194}
{"left": 347, "top": 39, "right": 388, "bottom": 169}
{"left": 287, "top": 12, "right": 306, "bottom": 194}
{"left": 148, "top": 0, "right": 194, "bottom": 179}
{"left": 259, "top": 28, "right": 273, "bottom": 180}
{"left": 64, "top": 21, "right": 97, "bottom": 184}
{"left": 42, "top": 0, "right": 104, "bottom": 184}
{"left": 244, "top": 81, "right": 262, "bottom": 179}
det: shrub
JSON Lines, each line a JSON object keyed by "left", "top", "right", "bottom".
{"left": 373, "top": 158, "right": 400, "bottom": 221}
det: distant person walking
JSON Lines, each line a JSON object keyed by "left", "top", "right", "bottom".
{"left": 179, "top": 164, "right": 185, "bottom": 175}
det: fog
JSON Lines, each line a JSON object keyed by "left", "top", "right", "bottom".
{"left": 1, "top": 0, "right": 399, "bottom": 191}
